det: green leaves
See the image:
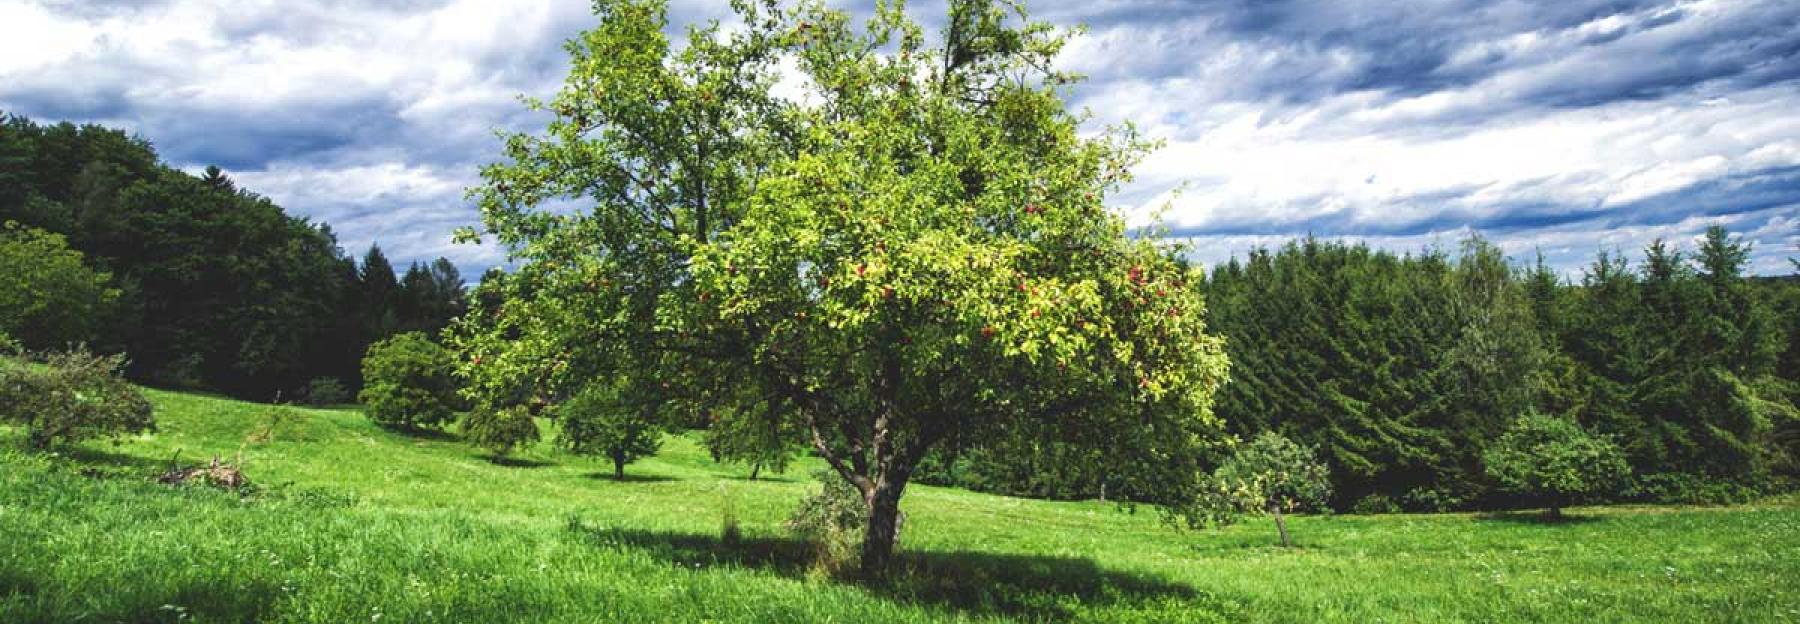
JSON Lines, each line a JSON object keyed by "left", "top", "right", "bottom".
{"left": 1483, "top": 411, "right": 1630, "bottom": 506}
{"left": 358, "top": 332, "right": 461, "bottom": 430}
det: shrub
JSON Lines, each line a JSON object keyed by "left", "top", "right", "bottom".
{"left": 786, "top": 471, "right": 869, "bottom": 578}
{"left": 0, "top": 348, "right": 154, "bottom": 450}
{"left": 300, "top": 377, "right": 350, "bottom": 406}
{"left": 555, "top": 382, "right": 662, "bottom": 479}
{"left": 1207, "top": 432, "right": 1332, "bottom": 547}
{"left": 357, "top": 332, "right": 459, "bottom": 430}
{"left": 461, "top": 406, "right": 540, "bottom": 458}
{"left": 1483, "top": 411, "right": 1631, "bottom": 518}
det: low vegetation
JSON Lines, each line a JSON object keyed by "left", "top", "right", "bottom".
{"left": 2, "top": 385, "right": 1797, "bottom": 622}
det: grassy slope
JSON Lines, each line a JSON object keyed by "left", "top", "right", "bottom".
{"left": 2, "top": 387, "right": 1797, "bottom": 623}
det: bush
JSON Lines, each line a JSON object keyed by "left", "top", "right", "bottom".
{"left": 556, "top": 382, "right": 662, "bottom": 479}
{"left": 0, "top": 349, "right": 154, "bottom": 450}
{"left": 786, "top": 471, "right": 869, "bottom": 578}
{"left": 461, "top": 406, "right": 541, "bottom": 458}
{"left": 300, "top": 377, "right": 350, "bottom": 406}
{"left": 1484, "top": 411, "right": 1631, "bottom": 518}
{"left": 357, "top": 332, "right": 460, "bottom": 429}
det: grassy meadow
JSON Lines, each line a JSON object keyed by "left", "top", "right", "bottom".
{"left": 2, "top": 386, "right": 1797, "bottom": 623}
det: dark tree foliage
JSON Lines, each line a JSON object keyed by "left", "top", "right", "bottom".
{"left": 0, "top": 112, "right": 466, "bottom": 400}
{"left": 931, "top": 228, "right": 1799, "bottom": 510}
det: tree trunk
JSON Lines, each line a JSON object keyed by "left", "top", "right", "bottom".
{"left": 612, "top": 454, "right": 625, "bottom": 480}
{"left": 1547, "top": 501, "right": 1563, "bottom": 520}
{"left": 861, "top": 479, "right": 906, "bottom": 577}
{"left": 750, "top": 464, "right": 761, "bottom": 481}
{"left": 1271, "top": 503, "right": 1291, "bottom": 547}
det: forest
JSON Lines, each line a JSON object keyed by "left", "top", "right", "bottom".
{"left": 0, "top": 113, "right": 468, "bottom": 400}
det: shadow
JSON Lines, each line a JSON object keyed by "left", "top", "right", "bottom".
{"left": 1475, "top": 510, "right": 1603, "bottom": 525}
{"left": 59, "top": 445, "right": 169, "bottom": 476}
{"left": 384, "top": 426, "right": 461, "bottom": 442}
{"left": 582, "top": 472, "right": 678, "bottom": 483}
{"left": 725, "top": 474, "right": 798, "bottom": 484}
{"left": 485, "top": 456, "right": 557, "bottom": 468}
{"left": 566, "top": 522, "right": 1203, "bottom": 620}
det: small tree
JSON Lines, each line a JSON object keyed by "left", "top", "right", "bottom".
{"left": 462, "top": 405, "right": 542, "bottom": 459}
{"left": 556, "top": 382, "right": 663, "bottom": 479}
{"left": 0, "top": 348, "right": 154, "bottom": 450}
{"left": 358, "top": 332, "right": 459, "bottom": 430}
{"left": 1484, "top": 411, "right": 1630, "bottom": 518}
{"left": 1210, "top": 432, "right": 1332, "bottom": 547}
{"left": 704, "top": 406, "right": 802, "bottom": 480}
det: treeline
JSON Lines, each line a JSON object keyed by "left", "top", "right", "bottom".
{"left": 0, "top": 113, "right": 465, "bottom": 400}
{"left": 920, "top": 230, "right": 1800, "bottom": 509}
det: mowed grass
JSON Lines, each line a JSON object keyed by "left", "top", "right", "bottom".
{"left": 3, "top": 387, "right": 1797, "bottom": 623}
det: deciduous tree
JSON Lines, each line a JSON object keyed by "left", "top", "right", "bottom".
{"left": 450, "top": 0, "right": 1231, "bottom": 574}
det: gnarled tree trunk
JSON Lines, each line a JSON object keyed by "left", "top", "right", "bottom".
{"left": 862, "top": 478, "right": 907, "bottom": 576}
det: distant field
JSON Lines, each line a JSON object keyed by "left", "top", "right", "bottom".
{"left": 2, "top": 387, "right": 1796, "bottom": 623}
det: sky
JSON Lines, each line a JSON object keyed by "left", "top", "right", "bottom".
{"left": 1, "top": 0, "right": 1796, "bottom": 277}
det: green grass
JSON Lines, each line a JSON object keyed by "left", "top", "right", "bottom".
{"left": 3, "top": 387, "right": 1797, "bottom": 623}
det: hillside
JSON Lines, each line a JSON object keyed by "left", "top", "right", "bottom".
{"left": 2, "top": 386, "right": 1797, "bottom": 623}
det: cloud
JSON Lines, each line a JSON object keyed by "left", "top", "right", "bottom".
{"left": 2, "top": 0, "right": 1797, "bottom": 277}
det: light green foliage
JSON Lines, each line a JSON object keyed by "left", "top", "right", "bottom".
{"left": 785, "top": 470, "right": 871, "bottom": 577}
{"left": 1484, "top": 412, "right": 1630, "bottom": 517}
{"left": 556, "top": 381, "right": 662, "bottom": 477}
{"left": 357, "top": 332, "right": 459, "bottom": 430}
{"left": 0, "top": 348, "right": 153, "bottom": 449}
{"left": 4, "top": 384, "right": 1798, "bottom": 622}
{"left": 0, "top": 221, "right": 117, "bottom": 349}
{"left": 1201, "top": 432, "right": 1331, "bottom": 545}
{"left": 1215, "top": 433, "right": 1333, "bottom": 513}
{"left": 450, "top": 0, "right": 1230, "bottom": 572}
{"left": 460, "top": 405, "right": 541, "bottom": 458}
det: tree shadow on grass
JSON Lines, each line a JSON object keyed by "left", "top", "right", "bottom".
{"left": 1475, "top": 510, "right": 1603, "bottom": 525}
{"left": 384, "top": 426, "right": 461, "bottom": 442}
{"left": 566, "top": 522, "right": 1204, "bottom": 620}
{"left": 485, "top": 456, "right": 557, "bottom": 468}
{"left": 724, "top": 474, "right": 798, "bottom": 484}
{"left": 581, "top": 472, "right": 677, "bottom": 482}
{"left": 56, "top": 444, "right": 169, "bottom": 477}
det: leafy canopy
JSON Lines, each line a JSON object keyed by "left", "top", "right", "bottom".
{"left": 0, "top": 221, "right": 118, "bottom": 350}
{"left": 555, "top": 380, "right": 664, "bottom": 477}
{"left": 1483, "top": 411, "right": 1630, "bottom": 508}
{"left": 359, "top": 332, "right": 461, "bottom": 430}
{"left": 462, "top": 406, "right": 542, "bottom": 458}
{"left": 449, "top": 0, "right": 1230, "bottom": 571}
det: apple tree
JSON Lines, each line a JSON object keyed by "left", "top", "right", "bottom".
{"left": 450, "top": 0, "right": 1230, "bottom": 574}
